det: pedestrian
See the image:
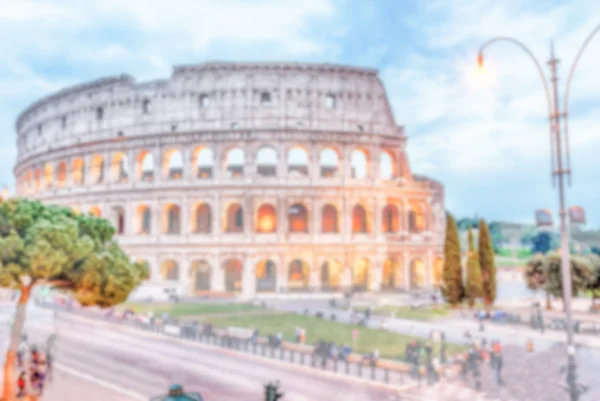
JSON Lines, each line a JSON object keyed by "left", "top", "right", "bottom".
{"left": 495, "top": 349, "right": 505, "bottom": 386}
{"left": 46, "top": 333, "right": 57, "bottom": 382}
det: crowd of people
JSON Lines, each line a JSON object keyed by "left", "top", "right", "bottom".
{"left": 455, "top": 337, "right": 505, "bottom": 390}
{"left": 16, "top": 333, "right": 55, "bottom": 399}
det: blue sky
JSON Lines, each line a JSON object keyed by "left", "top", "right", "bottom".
{"left": 0, "top": 0, "right": 599, "bottom": 227}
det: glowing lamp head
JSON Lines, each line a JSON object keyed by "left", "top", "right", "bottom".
{"left": 477, "top": 53, "right": 484, "bottom": 68}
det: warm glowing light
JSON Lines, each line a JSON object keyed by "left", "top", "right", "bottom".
{"left": 477, "top": 53, "right": 484, "bottom": 68}
{"left": 258, "top": 215, "right": 275, "bottom": 232}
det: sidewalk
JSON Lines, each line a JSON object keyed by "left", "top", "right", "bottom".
{"left": 42, "top": 369, "right": 138, "bottom": 401}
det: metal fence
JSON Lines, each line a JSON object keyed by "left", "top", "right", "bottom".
{"left": 47, "top": 304, "right": 444, "bottom": 388}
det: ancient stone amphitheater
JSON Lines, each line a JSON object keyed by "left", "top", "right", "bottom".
{"left": 14, "top": 62, "right": 445, "bottom": 297}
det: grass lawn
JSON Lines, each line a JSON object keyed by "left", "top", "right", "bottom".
{"left": 352, "top": 305, "right": 450, "bottom": 321}
{"left": 496, "top": 248, "right": 532, "bottom": 258}
{"left": 118, "top": 302, "right": 263, "bottom": 317}
{"left": 198, "top": 312, "right": 465, "bottom": 360}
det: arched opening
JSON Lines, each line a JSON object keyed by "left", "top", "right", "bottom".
{"left": 224, "top": 203, "right": 244, "bottom": 233}
{"left": 34, "top": 169, "right": 41, "bottom": 191}
{"left": 137, "top": 151, "right": 154, "bottom": 182}
{"left": 408, "top": 203, "right": 426, "bottom": 233}
{"left": 90, "top": 155, "right": 104, "bottom": 184}
{"left": 72, "top": 159, "right": 84, "bottom": 185}
{"left": 256, "top": 204, "right": 277, "bottom": 233}
{"left": 256, "top": 259, "right": 277, "bottom": 292}
{"left": 25, "top": 171, "right": 32, "bottom": 191}
{"left": 137, "top": 205, "right": 151, "bottom": 234}
{"left": 191, "top": 260, "right": 211, "bottom": 291}
{"left": 225, "top": 148, "right": 244, "bottom": 178}
{"left": 194, "top": 147, "right": 214, "bottom": 179}
{"left": 319, "top": 148, "right": 340, "bottom": 178}
{"left": 256, "top": 147, "right": 277, "bottom": 177}
{"left": 410, "top": 258, "right": 426, "bottom": 289}
{"left": 350, "top": 149, "right": 369, "bottom": 179}
{"left": 164, "top": 204, "right": 181, "bottom": 234}
{"left": 164, "top": 149, "right": 183, "bottom": 180}
{"left": 194, "top": 203, "right": 212, "bottom": 234}
{"left": 288, "top": 203, "right": 308, "bottom": 233}
{"left": 325, "top": 93, "right": 336, "bottom": 109}
{"left": 114, "top": 206, "right": 125, "bottom": 234}
{"left": 352, "top": 204, "right": 369, "bottom": 233}
{"left": 321, "top": 204, "right": 339, "bottom": 233}
{"left": 352, "top": 258, "right": 371, "bottom": 291}
{"left": 433, "top": 257, "right": 443, "bottom": 286}
{"left": 161, "top": 260, "right": 179, "bottom": 281}
{"left": 112, "top": 152, "right": 129, "bottom": 183}
{"left": 56, "top": 162, "right": 67, "bottom": 187}
{"left": 380, "top": 150, "right": 396, "bottom": 180}
{"left": 287, "top": 146, "right": 308, "bottom": 176}
{"left": 382, "top": 259, "right": 400, "bottom": 290}
{"left": 287, "top": 259, "right": 309, "bottom": 291}
{"left": 89, "top": 206, "right": 101, "bottom": 217}
{"left": 44, "top": 163, "right": 54, "bottom": 189}
{"left": 321, "top": 259, "right": 342, "bottom": 290}
{"left": 223, "top": 258, "right": 243, "bottom": 292}
{"left": 382, "top": 204, "right": 399, "bottom": 233}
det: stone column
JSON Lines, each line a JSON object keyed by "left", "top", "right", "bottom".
{"left": 277, "top": 143, "right": 286, "bottom": 180}
{"left": 152, "top": 199, "right": 160, "bottom": 236}
{"left": 83, "top": 154, "right": 92, "bottom": 185}
{"left": 212, "top": 256, "right": 224, "bottom": 292}
{"left": 181, "top": 197, "right": 190, "bottom": 235}
{"left": 103, "top": 151, "right": 110, "bottom": 184}
{"left": 242, "top": 256, "right": 256, "bottom": 298}
{"left": 310, "top": 146, "right": 319, "bottom": 182}
{"left": 370, "top": 146, "right": 380, "bottom": 184}
{"left": 312, "top": 198, "right": 320, "bottom": 239}
{"left": 276, "top": 255, "right": 287, "bottom": 293}
{"left": 370, "top": 256, "right": 383, "bottom": 292}
{"left": 213, "top": 143, "right": 223, "bottom": 182}
{"left": 374, "top": 197, "right": 382, "bottom": 240}
{"left": 212, "top": 195, "right": 221, "bottom": 237}
{"left": 343, "top": 195, "right": 352, "bottom": 241}
{"left": 127, "top": 149, "right": 136, "bottom": 183}
{"left": 182, "top": 147, "right": 192, "bottom": 182}
{"left": 427, "top": 249, "right": 434, "bottom": 289}
{"left": 125, "top": 201, "right": 135, "bottom": 235}
{"left": 404, "top": 252, "right": 411, "bottom": 291}
{"left": 153, "top": 147, "right": 162, "bottom": 183}
{"left": 342, "top": 145, "right": 352, "bottom": 182}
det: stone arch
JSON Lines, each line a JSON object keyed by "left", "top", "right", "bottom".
{"left": 164, "top": 149, "right": 183, "bottom": 180}
{"left": 319, "top": 147, "right": 341, "bottom": 177}
{"left": 350, "top": 148, "right": 369, "bottom": 179}
{"left": 193, "top": 203, "right": 212, "bottom": 234}
{"left": 112, "top": 152, "right": 129, "bottom": 183}
{"left": 410, "top": 258, "right": 426, "bottom": 289}
{"left": 256, "top": 259, "right": 277, "bottom": 292}
{"left": 382, "top": 258, "right": 401, "bottom": 290}
{"left": 223, "top": 258, "right": 243, "bottom": 292}
{"left": 56, "top": 161, "right": 67, "bottom": 187}
{"left": 72, "top": 159, "right": 85, "bottom": 185}
{"left": 137, "top": 150, "right": 154, "bottom": 181}
{"left": 44, "top": 163, "right": 54, "bottom": 188}
{"left": 256, "top": 147, "right": 277, "bottom": 177}
{"left": 288, "top": 203, "right": 308, "bottom": 233}
{"left": 114, "top": 206, "right": 125, "bottom": 234}
{"left": 256, "top": 203, "right": 277, "bottom": 233}
{"left": 433, "top": 257, "right": 443, "bottom": 286}
{"left": 89, "top": 206, "right": 101, "bottom": 217}
{"left": 408, "top": 203, "right": 426, "bottom": 233}
{"left": 90, "top": 155, "right": 104, "bottom": 184}
{"left": 136, "top": 204, "right": 151, "bottom": 234}
{"left": 352, "top": 258, "right": 371, "bottom": 291}
{"left": 321, "top": 259, "right": 342, "bottom": 290}
{"left": 224, "top": 203, "right": 244, "bottom": 233}
{"left": 190, "top": 260, "right": 211, "bottom": 291}
{"left": 382, "top": 204, "right": 399, "bottom": 233}
{"left": 352, "top": 204, "right": 369, "bottom": 233}
{"left": 163, "top": 204, "right": 181, "bottom": 234}
{"left": 194, "top": 146, "right": 214, "bottom": 179}
{"left": 225, "top": 147, "right": 245, "bottom": 178}
{"left": 287, "top": 146, "right": 309, "bottom": 176}
{"left": 160, "top": 259, "right": 179, "bottom": 281}
{"left": 287, "top": 259, "right": 309, "bottom": 291}
{"left": 321, "top": 203, "right": 339, "bottom": 233}
{"left": 380, "top": 149, "right": 397, "bottom": 180}
{"left": 25, "top": 170, "right": 32, "bottom": 190}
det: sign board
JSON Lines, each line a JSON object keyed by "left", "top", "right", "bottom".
{"left": 569, "top": 206, "right": 586, "bottom": 225}
{"left": 163, "top": 325, "right": 181, "bottom": 336}
{"left": 535, "top": 209, "right": 553, "bottom": 228}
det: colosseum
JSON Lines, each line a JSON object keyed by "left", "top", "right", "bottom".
{"left": 13, "top": 62, "right": 446, "bottom": 297}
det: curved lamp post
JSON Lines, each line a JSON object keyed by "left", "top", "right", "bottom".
{"left": 477, "top": 26, "right": 600, "bottom": 401}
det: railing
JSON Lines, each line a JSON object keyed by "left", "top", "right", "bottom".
{"left": 46, "top": 303, "right": 459, "bottom": 389}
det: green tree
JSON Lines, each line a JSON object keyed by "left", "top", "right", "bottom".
{"left": 524, "top": 254, "right": 552, "bottom": 309}
{"left": 478, "top": 219, "right": 496, "bottom": 308}
{"left": 544, "top": 253, "right": 593, "bottom": 311}
{"left": 0, "top": 199, "right": 147, "bottom": 401}
{"left": 441, "top": 213, "right": 464, "bottom": 306}
{"left": 585, "top": 254, "right": 600, "bottom": 309}
{"left": 465, "top": 227, "right": 483, "bottom": 308}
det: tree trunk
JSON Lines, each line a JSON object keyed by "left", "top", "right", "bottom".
{"left": 545, "top": 292, "right": 552, "bottom": 311}
{"left": 2, "top": 285, "right": 31, "bottom": 401}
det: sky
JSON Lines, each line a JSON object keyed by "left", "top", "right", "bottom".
{"left": 0, "top": 0, "right": 599, "bottom": 227}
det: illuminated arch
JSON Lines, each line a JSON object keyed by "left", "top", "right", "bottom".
{"left": 223, "top": 258, "right": 243, "bottom": 292}
{"left": 256, "top": 259, "right": 277, "bottom": 292}
{"left": 288, "top": 203, "right": 308, "bottom": 233}
{"left": 321, "top": 204, "right": 339, "bottom": 233}
{"left": 224, "top": 203, "right": 243, "bottom": 233}
{"left": 288, "top": 259, "right": 309, "bottom": 291}
{"left": 352, "top": 204, "right": 369, "bottom": 233}
{"left": 256, "top": 204, "right": 277, "bottom": 233}
{"left": 190, "top": 260, "right": 211, "bottom": 291}
{"left": 137, "top": 204, "right": 151, "bottom": 234}
{"left": 163, "top": 204, "right": 181, "bottom": 234}
{"left": 352, "top": 258, "right": 371, "bottom": 291}
{"left": 160, "top": 260, "right": 179, "bottom": 281}
{"left": 194, "top": 203, "right": 212, "bottom": 234}
{"left": 382, "top": 204, "right": 399, "bottom": 233}
{"left": 321, "top": 259, "right": 342, "bottom": 290}
{"left": 410, "top": 258, "right": 426, "bottom": 289}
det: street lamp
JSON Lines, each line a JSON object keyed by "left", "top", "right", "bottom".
{"left": 477, "top": 26, "right": 600, "bottom": 401}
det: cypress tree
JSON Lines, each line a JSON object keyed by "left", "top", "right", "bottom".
{"left": 465, "top": 227, "right": 483, "bottom": 308}
{"left": 442, "top": 213, "right": 464, "bottom": 306}
{"left": 478, "top": 219, "right": 497, "bottom": 308}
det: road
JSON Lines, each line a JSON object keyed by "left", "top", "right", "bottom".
{"left": 1, "top": 304, "right": 421, "bottom": 401}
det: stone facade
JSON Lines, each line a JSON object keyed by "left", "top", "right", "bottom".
{"left": 13, "top": 61, "right": 445, "bottom": 296}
